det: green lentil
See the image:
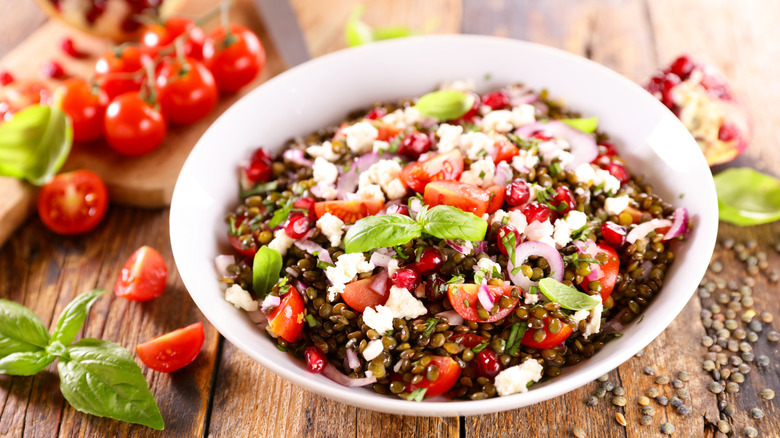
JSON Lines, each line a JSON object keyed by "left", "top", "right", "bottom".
{"left": 611, "top": 396, "right": 627, "bottom": 407}
{"left": 637, "top": 396, "right": 650, "bottom": 406}
{"left": 744, "top": 426, "right": 758, "bottom": 438}
{"left": 707, "top": 382, "right": 723, "bottom": 394}
{"left": 749, "top": 408, "right": 764, "bottom": 420}
{"left": 660, "top": 422, "right": 675, "bottom": 435}
{"left": 572, "top": 426, "right": 586, "bottom": 438}
{"left": 640, "top": 415, "right": 653, "bottom": 426}
{"left": 760, "top": 388, "right": 775, "bottom": 400}
{"left": 656, "top": 396, "right": 668, "bottom": 406}
{"left": 717, "top": 420, "right": 730, "bottom": 433}
{"left": 654, "top": 375, "right": 670, "bottom": 385}
{"left": 646, "top": 387, "right": 660, "bottom": 398}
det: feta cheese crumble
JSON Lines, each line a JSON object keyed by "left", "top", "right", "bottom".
{"left": 461, "top": 132, "right": 496, "bottom": 161}
{"left": 459, "top": 158, "right": 496, "bottom": 188}
{"left": 362, "top": 339, "right": 384, "bottom": 361}
{"left": 325, "top": 253, "right": 375, "bottom": 301}
{"left": 480, "top": 105, "right": 536, "bottom": 133}
{"left": 385, "top": 286, "right": 427, "bottom": 319}
{"left": 495, "top": 358, "right": 544, "bottom": 396}
{"left": 523, "top": 219, "right": 555, "bottom": 247}
{"left": 224, "top": 284, "right": 258, "bottom": 311}
{"left": 306, "top": 140, "right": 341, "bottom": 162}
{"left": 604, "top": 194, "right": 630, "bottom": 216}
{"left": 552, "top": 210, "right": 588, "bottom": 248}
{"left": 363, "top": 305, "right": 394, "bottom": 335}
{"left": 268, "top": 229, "right": 295, "bottom": 256}
{"left": 313, "top": 157, "right": 338, "bottom": 185}
{"left": 316, "top": 213, "right": 345, "bottom": 247}
{"left": 436, "top": 124, "right": 464, "bottom": 153}
{"left": 343, "top": 121, "right": 379, "bottom": 154}
{"left": 582, "top": 298, "right": 604, "bottom": 339}
{"left": 359, "top": 159, "right": 406, "bottom": 200}
{"left": 574, "top": 163, "right": 620, "bottom": 195}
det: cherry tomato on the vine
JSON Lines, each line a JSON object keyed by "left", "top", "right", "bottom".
{"left": 37, "top": 170, "right": 108, "bottom": 235}
{"left": 141, "top": 17, "right": 205, "bottom": 60}
{"left": 57, "top": 78, "right": 108, "bottom": 142}
{"left": 0, "top": 79, "right": 51, "bottom": 122}
{"left": 202, "top": 24, "right": 265, "bottom": 92}
{"left": 94, "top": 46, "right": 152, "bottom": 101}
{"left": 156, "top": 57, "right": 218, "bottom": 124}
{"left": 104, "top": 92, "right": 167, "bottom": 156}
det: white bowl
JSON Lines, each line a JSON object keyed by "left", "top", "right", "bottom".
{"left": 170, "top": 35, "right": 718, "bottom": 417}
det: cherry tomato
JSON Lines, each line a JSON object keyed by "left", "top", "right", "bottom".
{"left": 203, "top": 24, "right": 266, "bottom": 92}
{"left": 0, "top": 79, "right": 51, "bottom": 122}
{"left": 623, "top": 206, "right": 645, "bottom": 224}
{"left": 447, "top": 284, "right": 519, "bottom": 322}
{"left": 521, "top": 316, "right": 574, "bottom": 349}
{"left": 486, "top": 185, "right": 505, "bottom": 213}
{"left": 424, "top": 180, "right": 491, "bottom": 217}
{"left": 57, "top": 78, "right": 108, "bottom": 142}
{"left": 400, "top": 150, "right": 465, "bottom": 193}
{"left": 156, "top": 57, "right": 218, "bottom": 124}
{"left": 341, "top": 275, "right": 389, "bottom": 313}
{"left": 104, "top": 92, "right": 167, "bottom": 156}
{"left": 136, "top": 322, "right": 205, "bottom": 372}
{"left": 37, "top": 170, "right": 108, "bottom": 235}
{"left": 313, "top": 199, "right": 384, "bottom": 224}
{"left": 449, "top": 333, "right": 487, "bottom": 348}
{"left": 141, "top": 17, "right": 205, "bottom": 60}
{"left": 369, "top": 120, "right": 402, "bottom": 141}
{"left": 493, "top": 141, "right": 519, "bottom": 164}
{"left": 577, "top": 241, "right": 620, "bottom": 301}
{"left": 94, "top": 46, "right": 152, "bottom": 100}
{"left": 115, "top": 246, "right": 168, "bottom": 301}
{"left": 403, "top": 356, "right": 461, "bottom": 399}
{"left": 267, "top": 286, "right": 305, "bottom": 343}
{"left": 227, "top": 217, "right": 259, "bottom": 258}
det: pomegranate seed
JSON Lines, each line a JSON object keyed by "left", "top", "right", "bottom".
{"left": 304, "top": 346, "right": 328, "bottom": 373}
{"left": 476, "top": 349, "right": 502, "bottom": 378}
{"left": 386, "top": 203, "right": 409, "bottom": 215}
{"left": 458, "top": 92, "right": 481, "bottom": 122}
{"left": 293, "top": 197, "right": 317, "bottom": 220}
{"left": 606, "top": 162, "right": 631, "bottom": 184}
{"left": 600, "top": 221, "right": 627, "bottom": 248}
{"left": 40, "top": 60, "right": 66, "bottom": 79}
{"left": 717, "top": 122, "right": 740, "bottom": 142}
{"left": 496, "top": 225, "right": 520, "bottom": 256}
{"left": 598, "top": 142, "right": 617, "bottom": 158}
{"left": 391, "top": 268, "right": 420, "bottom": 291}
{"left": 661, "top": 74, "right": 680, "bottom": 107}
{"left": 59, "top": 37, "right": 83, "bottom": 58}
{"left": 245, "top": 148, "right": 272, "bottom": 182}
{"left": 522, "top": 202, "right": 550, "bottom": 224}
{"left": 531, "top": 131, "right": 552, "bottom": 141}
{"left": 505, "top": 179, "right": 531, "bottom": 206}
{"left": 413, "top": 247, "right": 444, "bottom": 275}
{"left": 366, "top": 107, "right": 387, "bottom": 120}
{"left": 425, "top": 274, "right": 448, "bottom": 302}
{"left": 0, "top": 70, "right": 13, "bottom": 86}
{"left": 551, "top": 187, "right": 576, "bottom": 214}
{"left": 646, "top": 71, "right": 666, "bottom": 96}
{"left": 700, "top": 74, "right": 731, "bottom": 100}
{"left": 284, "top": 212, "right": 311, "bottom": 239}
{"left": 669, "top": 55, "right": 695, "bottom": 80}
{"left": 481, "top": 91, "right": 509, "bottom": 110}
{"left": 399, "top": 132, "right": 432, "bottom": 159}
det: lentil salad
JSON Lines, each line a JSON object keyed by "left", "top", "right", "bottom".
{"left": 216, "top": 82, "right": 690, "bottom": 401}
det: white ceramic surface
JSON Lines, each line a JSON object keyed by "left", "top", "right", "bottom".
{"left": 170, "top": 35, "right": 718, "bottom": 417}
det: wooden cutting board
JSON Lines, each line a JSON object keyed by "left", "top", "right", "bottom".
{"left": 0, "top": 0, "right": 461, "bottom": 246}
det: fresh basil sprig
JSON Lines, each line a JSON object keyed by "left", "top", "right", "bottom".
{"left": 538, "top": 278, "right": 601, "bottom": 311}
{"left": 344, "top": 5, "right": 415, "bottom": 47}
{"left": 0, "top": 290, "right": 164, "bottom": 429}
{"left": 344, "top": 205, "right": 488, "bottom": 253}
{"left": 714, "top": 167, "right": 780, "bottom": 226}
{"left": 253, "top": 246, "right": 283, "bottom": 298}
{"left": 414, "top": 90, "right": 476, "bottom": 121}
{"left": 560, "top": 117, "right": 599, "bottom": 133}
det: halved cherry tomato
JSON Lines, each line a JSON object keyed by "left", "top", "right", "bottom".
{"left": 577, "top": 241, "right": 620, "bottom": 301}
{"left": 447, "top": 284, "right": 519, "bottom": 322}
{"left": 493, "top": 141, "right": 520, "bottom": 164}
{"left": 104, "top": 92, "right": 167, "bottom": 156}
{"left": 623, "top": 206, "right": 645, "bottom": 223}
{"left": 521, "top": 316, "right": 573, "bottom": 349}
{"left": 227, "top": 217, "right": 259, "bottom": 258}
{"left": 403, "top": 356, "right": 461, "bottom": 399}
{"left": 486, "top": 185, "right": 505, "bottom": 214}
{"left": 369, "top": 119, "right": 402, "bottom": 141}
{"left": 156, "top": 57, "right": 218, "bottom": 124}
{"left": 314, "top": 199, "right": 384, "bottom": 224}
{"left": 141, "top": 17, "right": 205, "bottom": 60}
{"left": 450, "top": 333, "right": 487, "bottom": 348}
{"left": 267, "top": 286, "right": 305, "bottom": 343}
{"left": 424, "top": 180, "right": 491, "bottom": 217}
{"left": 400, "top": 150, "right": 464, "bottom": 193}
{"left": 37, "top": 170, "right": 108, "bottom": 235}
{"left": 94, "top": 45, "right": 152, "bottom": 101}
{"left": 203, "top": 24, "right": 265, "bottom": 92}
{"left": 136, "top": 322, "right": 205, "bottom": 373}
{"left": 0, "top": 79, "right": 51, "bottom": 122}
{"left": 57, "top": 78, "right": 108, "bottom": 142}
{"left": 115, "top": 246, "right": 168, "bottom": 302}
{"left": 341, "top": 275, "right": 389, "bottom": 313}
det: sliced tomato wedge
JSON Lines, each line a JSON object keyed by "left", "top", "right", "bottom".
{"left": 404, "top": 356, "right": 461, "bottom": 399}
{"left": 450, "top": 333, "right": 487, "bottom": 348}
{"left": 115, "top": 246, "right": 168, "bottom": 302}
{"left": 521, "top": 316, "right": 574, "bottom": 349}
{"left": 400, "top": 150, "right": 464, "bottom": 193}
{"left": 314, "top": 199, "right": 384, "bottom": 224}
{"left": 577, "top": 241, "right": 620, "bottom": 301}
{"left": 136, "top": 322, "right": 205, "bottom": 373}
{"left": 486, "top": 185, "right": 505, "bottom": 214}
{"left": 423, "top": 180, "right": 491, "bottom": 217}
{"left": 267, "top": 286, "right": 305, "bottom": 343}
{"left": 370, "top": 119, "right": 402, "bottom": 141}
{"left": 37, "top": 170, "right": 108, "bottom": 235}
{"left": 493, "top": 140, "right": 520, "bottom": 164}
{"left": 342, "top": 275, "right": 389, "bottom": 313}
{"left": 447, "top": 284, "right": 519, "bottom": 322}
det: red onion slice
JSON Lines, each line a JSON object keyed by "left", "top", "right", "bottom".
{"left": 247, "top": 309, "right": 267, "bottom": 324}
{"left": 260, "top": 295, "right": 281, "bottom": 313}
{"left": 283, "top": 149, "right": 313, "bottom": 167}
{"left": 662, "top": 207, "right": 689, "bottom": 241}
{"left": 477, "top": 284, "right": 495, "bottom": 312}
{"left": 626, "top": 219, "right": 673, "bottom": 244}
{"left": 473, "top": 241, "right": 488, "bottom": 254}
{"left": 507, "top": 241, "right": 565, "bottom": 290}
{"left": 494, "top": 162, "right": 514, "bottom": 184}
{"left": 370, "top": 269, "right": 389, "bottom": 296}
{"left": 321, "top": 363, "right": 377, "bottom": 387}
{"left": 294, "top": 239, "right": 332, "bottom": 264}
{"left": 435, "top": 310, "right": 464, "bottom": 326}
{"left": 214, "top": 255, "right": 235, "bottom": 278}
{"left": 369, "top": 252, "right": 392, "bottom": 268}
{"left": 346, "top": 348, "right": 360, "bottom": 370}
{"left": 285, "top": 267, "right": 299, "bottom": 278}
{"left": 337, "top": 152, "right": 384, "bottom": 198}
{"left": 573, "top": 241, "right": 603, "bottom": 284}
{"left": 514, "top": 121, "right": 598, "bottom": 169}
{"left": 409, "top": 197, "right": 423, "bottom": 220}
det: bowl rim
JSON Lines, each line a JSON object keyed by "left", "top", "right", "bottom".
{"left": 170, "top": 34, "right": 718, "bottom": 417}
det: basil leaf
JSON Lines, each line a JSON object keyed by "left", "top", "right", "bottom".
{"left": 344, "top": 214, "right": 422, "bottom": 253}
{"left": 560, "top": 117, "right": 599, "bottom": 133}
{"left": 0, "top": 299, "right": 50, "bottom": 357}
{"left": 714, "top": 168, "right": 780, "bottom": 226}
{"left": 417, "top": 205, "right": 487, "bottom": 241}
{"left": 240, "top": 181, "right": 278, "bottom": 199}
{"left": 58, "top": 339, "right": 164, "bottom": 430}
{"left": 0, "top": 350, "right": 54, "bottom": 376}
{"left": 252, "top": 246, "right": 283, "bottom": 298}
{"left": 0, "top": 104, "right": 72, "bottom": 186}
{"left": 373, "top": 26, "right": 415, "bottom": 41}
{"left": 538, "top": 278, "right": 601, "bottom": 311}
{"left": 345, "top": 5, "right": 415, "bottom": 47}
{"left": 414, "top": 90, "right": 476, "bottom": 121}
{"left": 268, "top": 199, "right": 293, "bottom": 229}
{"left": 51, "top": 289, "right": 105, "bottom": 346}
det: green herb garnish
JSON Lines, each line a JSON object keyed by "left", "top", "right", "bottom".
{"left": 714, "top": 167, "right": 780, "bottom": 226}
{"left": 252, "top": 246, "right": 283, "bottom": 298}
{"left": 538, "top": 278, "right": 601, "bottom": 311}
{"left": 471, "top": 340, "right": 489, "bottom": 354}
{"left": 414, "top": 90, "right": 475, "bottom": 121}
{"left": 505, "top": 322, "right": 528, "bottom": 356}
{"left": 560, "top": 117, "right": 598, "bottom": 133}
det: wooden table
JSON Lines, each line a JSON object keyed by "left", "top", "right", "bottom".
{"left": 1, "top": 1, "right": 779, "bottom": 437}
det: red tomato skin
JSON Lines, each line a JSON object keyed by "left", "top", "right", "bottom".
{"left": 58, "top": 78, "right": 108, "bottom": 142}
{"left": 493, "top": 141, "right": 519, "bottom": 164}
{"left": 94, "top": 46, "right": 152, "bottom": 101}
{"left": 447, "top": 284, "right": 519, "bottom": 323}
{"left": 267, "top": 287, "right": 305, "bottom": 343}
{"left": 577, "top": 242, "right": 620, "bottom": 301}
{"left": 313, "top": 199, "right": 384, "bottom": 224}
{"left": 141, "top": 17, "right": 205, "bottom": 60}
{"left": 136, "top": 322, "right": 205, "bottom": 373}
{"left": 424, "top": 180, "right": 491, "bottom": 217}
{"left": 0, "top": 79, "right": 51, "bottom": 122}
{"left": 449, "top": 333, "right": 487, "bottom": 348}
{"left": 203, "top": 24, "right": 266, "bottom": 92}
{"left": 404, "top": 356, "right": 461, "bottom": 398}
{"left": 400, "top": 150, "right": 465, "bottom": 193}
{"left": 37, "top": 170, "right": 108, "bottom": 235}
{"left": 156, "top": 57, "right": 218, "bottom": 124}
{"left": 521, "top": 317, "right": 574, "bottom": 349}
{"left": 486, "top": 185, "right": 505, "bottom": 213}
{"left": 104, "top": 92, "right": 167, "bottom": 156}
{"left": 115, "top": 246, "right": 169, "bottom": 302}
{"left": 341, "top": 275, "right": 389, "bottom": 313}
